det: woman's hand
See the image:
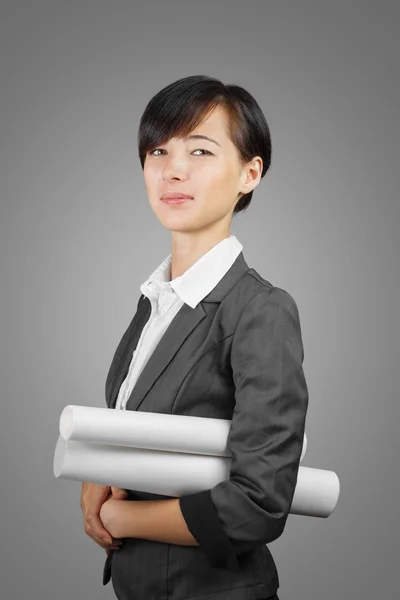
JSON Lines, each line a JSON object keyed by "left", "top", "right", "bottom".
{"left": 100, "top": 494, "right": 126, "bottom": 539}
{"left": 80, "top": 483, "right": 127, "bottom": 554}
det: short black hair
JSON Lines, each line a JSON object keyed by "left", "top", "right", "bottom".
{"left": 137, "top": 75, "right": 272, "bottom": 216}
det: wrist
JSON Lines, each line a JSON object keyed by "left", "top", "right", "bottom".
{"left": 100, "top": 498, "right": 125, "bottom": 539}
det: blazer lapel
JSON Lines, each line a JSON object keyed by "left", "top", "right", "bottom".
{"left": 125, "top": 301, "right": 208, "bottom": 412}
{"left": 110, "top": 251, "right": 250, "bottom": 412}
{"left": 108, "top": 299, "right": 151, "bottom": 409}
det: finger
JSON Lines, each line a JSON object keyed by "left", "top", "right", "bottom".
{"left": 97, "top": 536, "right": 122, "bottom": 550}
{"left": 105, "top": 539, "right": 123, "bottom": 552}
{"left": 88, "top": 526, "right": 124, "bottom": 549}
{"left": 111, "top": 487, "right": 128, "bottom": 498}
{"left": 87, "top": 512, "right": 114, "bottom": 545}
{"left": 105, "top": 547, "right": 120, "bottom": 555}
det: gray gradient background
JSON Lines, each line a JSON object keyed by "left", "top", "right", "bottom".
{"left": 1, "top": 2, "right": 399, "bottom": 599}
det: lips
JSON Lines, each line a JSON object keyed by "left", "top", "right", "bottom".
{"left": 161, "top": 193, "right": 194, "bottom": 200}
{"left": 161, "top": 197, "right": 192, "bottom": 204}
{"left": 160, "top": 192, "right": 194, "bottom": 205}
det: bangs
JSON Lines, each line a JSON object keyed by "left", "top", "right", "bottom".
{"left": 137, "top": 77, "right": 243, "bottom": 167}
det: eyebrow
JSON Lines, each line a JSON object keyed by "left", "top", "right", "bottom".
{"left": 184, "top": 134, "right": 221, "bottom": 147}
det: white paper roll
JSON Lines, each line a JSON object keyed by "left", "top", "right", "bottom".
{"left": 59, "top": 405, "right": 308, "bottom": 461}
{"left": 53, "top": 435, "right": 339, "bottom": 518}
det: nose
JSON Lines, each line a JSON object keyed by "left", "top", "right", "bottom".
{"left": 162, "top": 153, "right": 189, "bottom": 182}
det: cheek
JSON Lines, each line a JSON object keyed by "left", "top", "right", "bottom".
{"left": 199, "top": 171, "right": 237, "bottom": 204}
{"left": 197, "top": 164, "right": 235, "bottom": 191}
{"left": 143, "top": 165, "right": 159, "bottom": 187}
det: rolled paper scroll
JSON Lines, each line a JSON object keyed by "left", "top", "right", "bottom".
{"left": 59, "top": 404, "right": 308, "bottom": 460}
{"left": 53, "top": 435, "right": 339, "bottom": 518}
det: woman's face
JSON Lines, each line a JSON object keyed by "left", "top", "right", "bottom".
{"left": 143, "top": 105, "right": 262, "bottom": 233}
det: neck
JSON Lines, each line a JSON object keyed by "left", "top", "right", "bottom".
{"left": 169, "top": 228, "right": 231, "bottom": 280}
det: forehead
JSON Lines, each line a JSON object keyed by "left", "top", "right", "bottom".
{"left": 171, "top": 105, "right": 230, "bottom": 143}
{"left": 196, "top": 105, "right": 229, "bottom": 130}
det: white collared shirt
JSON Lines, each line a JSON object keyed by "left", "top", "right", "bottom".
{"left": 115, "top": 234, "right": 243, "bottom": 410}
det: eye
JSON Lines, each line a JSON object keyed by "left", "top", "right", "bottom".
{"left": 192, "top": 149, "right": 212, "bottom": 156}
{"left": 148, "top": 148, "right": 212, "bottom": 156}
{"left": 148, "top": 148, "right": 163, "bottom": 156}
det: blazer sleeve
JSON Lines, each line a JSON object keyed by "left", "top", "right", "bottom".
{"left": 179, "top": 286, "right": 309, "bottom": 571}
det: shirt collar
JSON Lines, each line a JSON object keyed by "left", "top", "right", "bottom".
{"left": 140, "top": 234, "right": 243, "bottom": 309}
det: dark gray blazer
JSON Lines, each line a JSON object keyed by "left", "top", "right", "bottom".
{"left": 102, "top": 251, "right": 309, "bottom": 600}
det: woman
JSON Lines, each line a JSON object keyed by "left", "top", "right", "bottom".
{"left": 80, "top": 75, "right": 309, "bottom": 600}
